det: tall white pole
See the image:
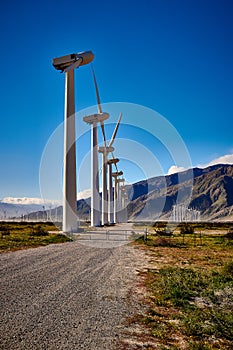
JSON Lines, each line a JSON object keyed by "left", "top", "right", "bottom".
{"left": 108, "top": 162, "right": 114, "bottom": 224}
{"left": 91, "top": 122, "right": 100, "bottom": 226}
{"left": 121, "top": 192, "right": 126, "bottom": 223}
{"left": 117, "top": 181, "right": 122, "bottom": 223}
{"left": 108, "top": 158, "right": 119, "bottom": 225}
{"left": 116, "top": 178, "right": 125, "bottom": 223}
{"left": 83, "top": 117, "right": 108, "bottom": 227}
{"left": 99, "top": 147, "right": 114, "bottom": 225}
{"left": 124, "top": 193, "right": 128, "bottom": 223}
{"left": 100, "top": 150, "right": 108, "bottom": 225}
{"left": 63, "top": 70, "right": 78, "bottom": 233}
{"left": 120, "top": 189, "right": 128, "bottom": 223}
{"left": 113, "top": 176, "right": 118, "bottom": 224}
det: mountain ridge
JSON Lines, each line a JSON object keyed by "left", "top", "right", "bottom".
{"left": 127, "top": 164, "right": 233, "bottom": 221}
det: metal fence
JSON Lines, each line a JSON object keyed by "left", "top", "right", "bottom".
{"left": 72, "top": 229, "right": 147, "bottom": 242}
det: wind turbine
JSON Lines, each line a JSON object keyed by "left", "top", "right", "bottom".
{"left": 112, "top": 170, "right": 123, "bottom": 223}
{"left": 107, "top": 157, "right": 119, "bottom": 224}
{"left": 98, "top": 114, "right": 122, "bottom": 225}
{"left": 91, "top": 67, "right": 123, "bottom": 225}
{"left": 83, "top": 68, "right": 109, "bottom": 227}
{"left": 120, "top": 186, "right": 128, "bottom": 223}
{"left": 116, "top": 177, "right": 125, "bottom": 223}
{"left": 53, "top": 51, "right": 94, "bottom": 233}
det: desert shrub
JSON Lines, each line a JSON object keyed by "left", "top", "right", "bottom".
{"left": 155, "top": 229, "right": 172, "bottom": 237}
{"left": 153, "top": 237, "right": 176, "bottom": 247}
{"left": 0, "top": 225, "right": 10, "bottom": 235}
{"left": 180, "top": 224, "right": 194, "bottom": 235}
{"left": 222, "top": 260, "right": 233, "bottom": 278}
{"left": 0, "top": 229, "right": 10, "bottom": 236}
{"left": 187, "top": 340, "right": 212, "bottom": 350}
{"left": 43, "top": 234, "right": 71, "bottom": 243}
{"left": 30, "top": 226, "right": 48, "bottom": 236}
{"left": 224, "top": 229, "right": 233, "bottom": 240}
{"left": 152, "top": 222, "right": 167, "bottom": 229}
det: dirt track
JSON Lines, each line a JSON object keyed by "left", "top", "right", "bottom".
{"left": 0, "top": 240, "right": 146, "bottom": 349}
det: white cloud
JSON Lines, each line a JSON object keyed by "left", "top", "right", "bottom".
{"left": 167, "top": 165, "right": 186, "bottom": 175}
{"left": 167, "top": 153, "right": 233, "bottom": 175}
{"left": 0, "top": 197, "right": 61, "bottom": 207}
{"left": 77, "top": 189, "right": 91, "bottom": 200}
{"left": 1, "top": 191, "right": 91, "bottom": 207}
{"left": 197, "top": 153, "right": 233, "bottom": 168}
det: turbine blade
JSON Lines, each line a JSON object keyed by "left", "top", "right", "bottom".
{"left": 100, "top": 121, "right": 107, "bottom": 148}
{"left": 91, "top": 66, "right": 102, "bottom": 114}
{"left": 108, "top": 112, "right": 122, "bottom": 148}
{"left": 64, "top": 58, "right": 82, "bottom": 72}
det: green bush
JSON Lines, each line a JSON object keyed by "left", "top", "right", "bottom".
{"left": 0, "top": 230, "right": 10, "bottom": 236}
{"left": 43, "top": 234, "right": 71, "bottom": 243}
{"left": 224, "top": 229, "right": 233, "bottom": 240}
{"left": 30, "top": 226, "right": 48, "bottom": 237}
{"left": 180, "top": 224, "right": 194, "bottom": 235}
{"left": 155, "top": 228, "right": 172, "bottom": 236}
{"left": 223, "top": 260, "right": 233, "bottom": 277}
{"left": 187, "top": 341, "right": 212, "bottom": 350}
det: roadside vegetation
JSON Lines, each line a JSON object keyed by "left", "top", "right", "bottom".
{"left": 0, "top": 221, "right": 71, "bottom": 253}
{"left": 133, "top": 222, "right": 233, "bottom": 349}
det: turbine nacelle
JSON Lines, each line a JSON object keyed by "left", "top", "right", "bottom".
{"left": 112, "top": 171, "right": 123, "bottom": 177}
{"left": 108, "top": 158, "right": 119, "bottom": 165}
{"left": 83, "top": 112, "right": 109, "bottom": 124}
{"left": 53, "top": 51, "right": 94, "bottom": 71}
{"left": 99, "top": 146, "right": 114, "bottom": 154}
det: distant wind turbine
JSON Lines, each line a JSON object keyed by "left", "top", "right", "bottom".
{"left": 112, "top": 170, "right": 123, "bottom": 223}
{"left": 83, "top": 67, "right": 109, "bottom": 227}
{"left": 91, "top": 67, "right": 123, "bottom": 225}
{"left": 107, "top": 157, "right": 119, "bottom": 224}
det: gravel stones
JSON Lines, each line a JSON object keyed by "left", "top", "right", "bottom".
{"left": 0, "top": 241, "right": 145, "bottom": 349}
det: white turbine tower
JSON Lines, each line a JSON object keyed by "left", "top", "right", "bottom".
{"left": 112, "top": 170, "right": 123, "bottom": 223}
{"left": 53, "top": 51, "right": 94, "bottom": 233}
{"left": 120, "top": 186, "right": 128, "bottom": 223}
{"left": 98, "top": 115, "right": 122, "bottom": 225}
{"left": 91, "top": 68, "right": 122, "bottom": 226}
{"left": 83, "top": 69, "right": 109, "bottom": 227}
{"left": 107, "top": 157, "right": 119, "bottom": 224}
{"left": 116, "top": 177, "right": 125, "bottom": 222}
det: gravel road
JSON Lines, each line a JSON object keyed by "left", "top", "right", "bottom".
{"left": 0, "top": 241, "right": 146, "bottom": 349}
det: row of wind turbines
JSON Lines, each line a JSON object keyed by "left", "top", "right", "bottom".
{"left": 52, "top": 50, "right": 128, "bottom": 232}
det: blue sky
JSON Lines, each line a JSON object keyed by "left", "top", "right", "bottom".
{"left": 0, "top": 0, "right": 232, "bottom": 199}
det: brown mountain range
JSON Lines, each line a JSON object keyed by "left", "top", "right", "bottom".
{"left": 127, "top": 164, "right": 233, "bottom": 221}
